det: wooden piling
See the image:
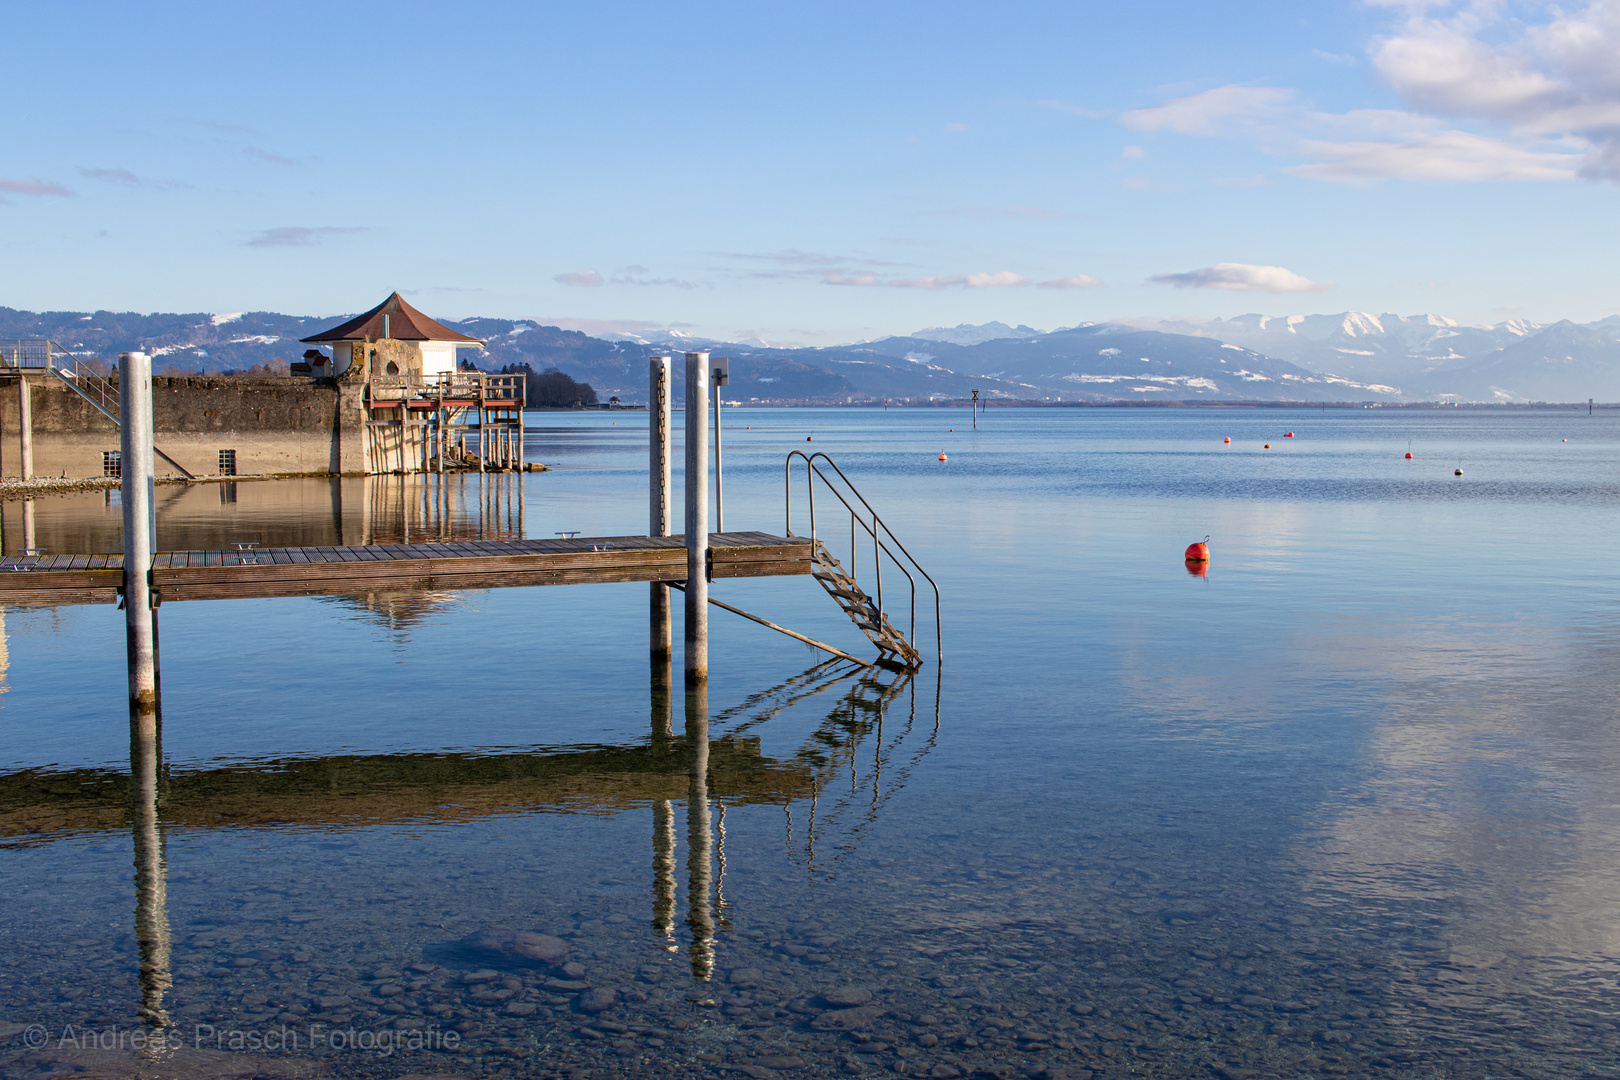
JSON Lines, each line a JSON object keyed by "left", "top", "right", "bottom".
{"left": 684, "top": 352, "right": 710, "bottom": 682}
{"left": 119, "top": 350, "right": 158, "bottom": 711}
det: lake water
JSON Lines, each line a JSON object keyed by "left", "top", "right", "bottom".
{"left": 2, "top": 406, "right": 1618, "bottom": 1080}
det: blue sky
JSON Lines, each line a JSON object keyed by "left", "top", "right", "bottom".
{"left": 4, "top": 0, "right": 1618, "bottom": 342}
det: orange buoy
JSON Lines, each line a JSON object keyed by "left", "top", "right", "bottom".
{"left": 1223, "top": 437, "right": 1231, "bottom": 444}
{"left": 1405, "top": 452, "right": 1413, "bottom": 459}
{"left": 938, "top": 451, "right": 947, "bottom": 462}
{"left": 1184, "top": 537, "right": 1210, "bottom": 562}
{"left": 1264, "top": 443, "right": 1271, "bottom": 449}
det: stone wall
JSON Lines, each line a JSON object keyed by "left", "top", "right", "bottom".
{"left": 0, "top": 375, "right": 366, "bottom": 479}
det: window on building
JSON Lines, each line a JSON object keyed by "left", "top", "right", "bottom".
{"left": 103, "top": 451, "right": 121, "bottom": 478}
{"left": 386, "top": 361, "right": 399, "bottom": 375}
{"left": 218, "top": 449, "right": 237, "bottom": 476}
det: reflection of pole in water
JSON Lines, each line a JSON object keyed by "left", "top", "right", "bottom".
{"left": 652, "top": 799, "right": 676, "bottom": 941}
{"left": 685, "top": 683, "right": 715, "bottom": 981}
{"left": 130, "top": 705, "right": 172, "bottom": 1029}
{"left": 715, "top": 802, "right": 731, "bottom": 930}
{"left": 21, "top": 498, "right": 35, "bottom": 552}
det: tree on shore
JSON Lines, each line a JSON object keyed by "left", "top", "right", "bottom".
{"left": 500, "top": 363, "right": 597, "bottom": 408}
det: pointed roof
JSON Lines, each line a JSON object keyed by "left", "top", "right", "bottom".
{"left": 300, "top": 292, "right": 484, "bottom": 345}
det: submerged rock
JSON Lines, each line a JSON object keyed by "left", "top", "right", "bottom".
{"left": 811, "top": 1005, "right": 886, "bottom": 1031}
{"left": 820, "top": 986, "right": 874, "bottom": 1007}
{"left": 456, "top": 928, "right": 568, "bottom": 965}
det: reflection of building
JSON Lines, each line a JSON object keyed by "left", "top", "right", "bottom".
{"left": 0, "top": 473, "right": 524, "bottom": 557}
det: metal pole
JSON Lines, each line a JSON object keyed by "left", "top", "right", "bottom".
{"left": 649, "top": 355, "right": 673, "bottom": 679}
{"left": 684, "top": 352, "right": 709, "bottom": 682}
{"left": 120, "top": 351, "right": 158, "bottom": 711}
{"left": 711, "top": 357, "right": 729, "bottom": 534}
{"left": 130, "top": 707, "right": 172, "bottom": 1028}
{"left": 685, "top": 681, "right": 715, "bottom": 981}
{"left": 713, "top": 382, "right": 723, "bottom": 533}
{"left": 18, "top": 374, "right": 32, "bottom": 480}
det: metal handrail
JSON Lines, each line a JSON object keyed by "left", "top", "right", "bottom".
{"left": 785, "top": 450, "right": 942, "bottom": 663}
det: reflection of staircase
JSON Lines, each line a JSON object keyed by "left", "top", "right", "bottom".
{"left": 811, "top": 542, "right": 921, "bottom": 668}
{"left": 0, "top": 339, "right": 194, "bottom": 478}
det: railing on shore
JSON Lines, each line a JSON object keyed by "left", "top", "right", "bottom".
{"left": 0, "top": 339, "right": 194, "bottom": 479}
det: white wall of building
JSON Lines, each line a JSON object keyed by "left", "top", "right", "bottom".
{"left": 419, "top": 342, "right": 457, "bottom": 378}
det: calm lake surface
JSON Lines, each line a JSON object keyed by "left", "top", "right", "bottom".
{"left": 2, "top": 406, "right": 1618, "bottom": 1080}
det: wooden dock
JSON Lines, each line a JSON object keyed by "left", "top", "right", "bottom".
{"left": 0, "top": 530, "right": 813, "bottom": 607}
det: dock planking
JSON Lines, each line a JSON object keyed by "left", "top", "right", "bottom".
{"left": 0, "top": 531, "right": 814, "bottom": 607}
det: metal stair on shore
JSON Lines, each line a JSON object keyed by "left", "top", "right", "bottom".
{"left": 811, "top": 542, "right": 921, "bottom": 668}
{"left": 2, "top": 340, "right": 194, "bottom": 478}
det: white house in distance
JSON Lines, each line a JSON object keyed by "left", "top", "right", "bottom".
{"left": 299, "top": 292, "right": 483, "bottom": 378}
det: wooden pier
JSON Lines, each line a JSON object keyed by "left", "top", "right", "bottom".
{"left": 0, "top": 531, "right": 814, "bottom": 607}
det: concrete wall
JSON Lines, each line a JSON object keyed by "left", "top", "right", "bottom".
{"left": 0, "top": 375, "right": 363, "bottom": 479}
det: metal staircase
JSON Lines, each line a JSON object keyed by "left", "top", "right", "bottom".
{"left": 786, "top": 451, "right": 940, "bottom": 669}
{"left": 1, "top": 340, "right": 194, "bottom": 478}
{"left": 811, "top": 543, "right": 921, "bottom": 667}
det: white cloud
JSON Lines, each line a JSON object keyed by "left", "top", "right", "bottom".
{"left": 246, "top": 226, "right": 365, "bottom": 248}
{"left": 1121, "top": 145, "right": 1149, "bottom": 160}
{"left": 1288, "top": 131, "right": 1580, "bottom": 182}
{"left": 1036, "top": 275, "right": 1104, "bottom": 289}
{"left": 926, "top": 205, "right": 1062, "bottom": 218}
{"left": 0, "top": 176, "right": 70, "bottom": 196}
{"left": 1110, "top": 2, "right": 1620, "bottom": 185}
{"left": 825, "top": 270, "right": 1036, "bottom": 289}
{"left": 1037, "top": 99, "right": 1107, "bottom": 119}
{"left": 1122, "top": 86, "right": 1295, "bottom": 136}
{"left": 555, "top": 269, "right": 605, "bottom": 287}
{"left": 1368, "top": 0, "right": 1620, "bottom": 181}
{"left": 1149, "top": 263, "right": 1334, "bottom": 293}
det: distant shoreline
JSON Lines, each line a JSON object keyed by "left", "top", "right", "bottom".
{"left": 652, "top": 399, "right": 1617, "bottom": 410}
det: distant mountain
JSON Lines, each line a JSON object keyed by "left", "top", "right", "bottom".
{"left": 1121, "top": 311, "right": 1620, "bottom": 402}
{"left": 1417, "top": 320, "right": 1620, "bottom": 403}
{"left": 907, "top": 321, "right": 1045, "bottom": 346}
{"left": 1122, "top": 311, "right": 1540, "bottom": 385}
{"left": 860, "top": 324, "right": 1397, "bottom": 400}
{"left": 6, "top": 304, "right": 1617, "bottom": 403}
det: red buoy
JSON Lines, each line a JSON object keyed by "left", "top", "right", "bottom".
{"left": 1223, "top": 437, "right": 1231, "bottom": 444}
{"left": 1184, "top": 539, "right": 1210, "bottom": 562}
{"left": 1404, "top": 452, "right": 1413, "bottom": 459}
{"left": 806, "top": 436, "right": 813, "bottom": 442}
{"left": 1285, "top": 432, "right": 1294, "bottom": 437}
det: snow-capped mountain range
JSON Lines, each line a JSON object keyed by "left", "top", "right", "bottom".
{"left": 1105, "top": 312, "right": 1620, "bottom": 402}
{"left": 3, "top": 304, "right": 1618, "bottom": 403}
